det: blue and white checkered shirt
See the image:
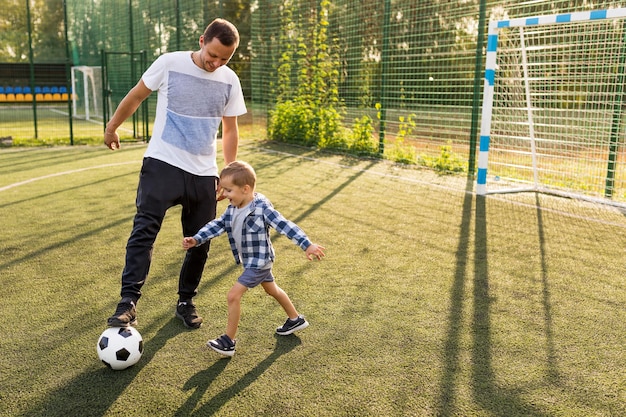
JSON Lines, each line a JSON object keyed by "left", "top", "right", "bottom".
{"left": 192, "top": 193, "right": 312, "bottom": 269}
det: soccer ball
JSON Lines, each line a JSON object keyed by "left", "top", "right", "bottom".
{"left": 96, "top": 326, "right": 144, "bottom": 370}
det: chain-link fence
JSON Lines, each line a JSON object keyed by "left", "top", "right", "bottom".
{"left": 0, "top": 0, "right": 250, "bottom": 144}
{"left": 2, "top": 1, "right": 625, "bottom": 202}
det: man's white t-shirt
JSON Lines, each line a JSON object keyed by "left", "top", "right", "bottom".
{"left": 142, "top": 51, "right": 247, "bottom": 176}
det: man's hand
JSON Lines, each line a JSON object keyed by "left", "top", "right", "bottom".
{"left": 104, "top": 130, "right": 120, "bottom": 150}
{"left": 216, "top": 185, "right": 227, "bottom": 201}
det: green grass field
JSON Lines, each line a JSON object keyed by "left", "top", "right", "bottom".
{"left": 0, "top": 139, "right": 624, "bottom": 416}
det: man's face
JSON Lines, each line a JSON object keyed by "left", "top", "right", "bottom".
{"left": 196, "top": 36, "right": 236, "bottom": 72}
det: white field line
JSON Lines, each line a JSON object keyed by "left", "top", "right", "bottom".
{"left": 3, "top": 144, "right": 625, "bottom": 228}
{"left": 0, "top": 161, "right": 140, "bottom": 192}
{"left": 251, "top": 146, "right": 626, "bottom": 229}
{"left": 48, "top": 107, "right": 133, "bottom": 132}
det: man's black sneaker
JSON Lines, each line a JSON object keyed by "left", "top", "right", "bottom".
{"left": 107, "top": 297, "right": 137, "bottom": 327}
{"left": 207, "top": 334, "right": 236, "bottom": 357}
{"left": 175, "top": 301, "right": 203, "bottom": 329}
{"left": 276, "top": 315, "right": 309, "bottom": 335}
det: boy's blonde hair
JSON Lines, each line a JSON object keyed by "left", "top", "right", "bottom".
{"left": 220, "top": 161, "right": 256, "bottom": 188}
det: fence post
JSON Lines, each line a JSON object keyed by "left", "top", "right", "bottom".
{"left": 469, "top": 0, "right": 487, "bottom": 177}
{"left": 175, "top": 0, "right": 181, "bottom": 50}
{"left": 26, "top": 0, "right": 38, "bottom": 140}
{"left": 378, "top": 0, "right": 391, "bottom": 154}
{"left": 63, "top": 0, "right": 74, "bottom": 145}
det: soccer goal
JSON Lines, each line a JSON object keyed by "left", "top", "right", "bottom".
{"left": 71, "top": 65, "right": 107, "bottom": 121}
{"left": 476, "top": 8, "right": 626, "bottom": 206}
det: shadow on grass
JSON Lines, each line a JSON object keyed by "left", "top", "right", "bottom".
{"left": 0, "top": 146, "right": 112, "bottom": 173}
{"left": 534, "top": 194, "right": 560, "bottom": 384}
{"left": 436, "top": 179, "right": 553, "bottom": 416}
{"left": 175, "top": 334, "right": 302, "bottom": 416}
{"left": 18, "top": 318, "right": 184, "bottom": 417}
{"left": 0, "top": 170, "right": 137, "bottom": 210}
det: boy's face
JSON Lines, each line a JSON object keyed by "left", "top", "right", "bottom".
{"left": 220, "top": 175, "right": 253, "bottom": 208}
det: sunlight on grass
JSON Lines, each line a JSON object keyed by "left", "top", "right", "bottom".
{"left": 0, "top": 140, "right": 624, "bottom": 416}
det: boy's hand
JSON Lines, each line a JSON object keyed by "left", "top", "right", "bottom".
{"left": 305, "top": 243, "right": 325, "bottom": 261}
{"left": 182, "top": 237, "right": 197, "bottom": 250}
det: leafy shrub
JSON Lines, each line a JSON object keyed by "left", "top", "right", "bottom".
{"left": 268, "top": 101, "right": 345, "bottom": 148}
{"left": 386, "top": 142, "right": 417, "bottom": 164}
{"left": 419, "top": 141, "right": 466, "bottom": 173}
{"left": 268, "top": 0, "right": 345, "bottom": 150}
{"left": 385, "top": 112, "right": 417, "bottom": 164}
{"left": 348, "top": 115, "right": 378, "bottom": 156}
{"left": 268, "top": 101, "right": 315, "bottom": 145}
{"left": 317, "top": 106, "right": 346, "bottom": 150}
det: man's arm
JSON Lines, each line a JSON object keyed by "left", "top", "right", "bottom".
{"left": 221, "top": 115, "right": 239, "bottom": 164}
{"left": 104, "top": 80, "right": 152, "bottom": 150}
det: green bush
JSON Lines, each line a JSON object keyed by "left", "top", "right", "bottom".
{"left": 268, "top": 101, "right": 315, "bottom": 145}
{"left": 317, "top": 106, "right": 346, "bottom": 150}
{"left": 268, "top": 101, "right": 345, "bottom": 148}
{"left": 269, "top": 0, "right": 345, "bottom": 150}
{"left": 385, "top": 142, "right": 417, "bottom": 164}
{"left": 385, "top": 113, "right": 418, "bottom": 164}
{"left": 419, "top": 141, "right": 466, "bottom": 173}
{"left": 348, "top": 115, "right": 378, "bottom": 156}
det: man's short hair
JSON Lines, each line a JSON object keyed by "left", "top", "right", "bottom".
{"left": 203, "top": 18, "right": 240, "bottom": 47}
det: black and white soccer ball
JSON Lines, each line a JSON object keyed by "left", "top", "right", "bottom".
{"left": 97, "top": 326, "right": 143, "bottom": 370}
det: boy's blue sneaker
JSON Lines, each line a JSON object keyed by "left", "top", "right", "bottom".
{"left": 208, "top": 334, "right": 236, "bottom": 357}
{"left": 276, "top": 315, "right": 309, "bottom": 335}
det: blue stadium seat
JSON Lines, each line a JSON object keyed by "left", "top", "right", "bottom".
{"left": 42, "top": 86, "right": 51, "bottom": 93}
{"left": 14, "top": 86, "right": 23, "bottom": 94}
{"left": 50, "top": 86, "right": 59, "bottom": 93}
{"left": 23, "top": 86, "right": 31, "bottom": 94}
{"left": 0, "top": 87, "right": 4, "bottom": 94}
{"left": 59, "top": 86, "right": 68, "bottom": 93}
{"left": 5, "top": 86, "right": 14, "bottom": 94}
{"left": 34, "top": 86, "right": 42, "bottom": 94}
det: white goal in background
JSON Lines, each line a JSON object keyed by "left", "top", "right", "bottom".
{"left": 71, "top": 66, "right": 108, "bottom": 121}
{"left": 477, "top": 8, "right": 626, "bottom": 206}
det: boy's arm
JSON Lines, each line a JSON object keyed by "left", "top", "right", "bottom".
{"left": 264, "top": 207, "right": 312, "bottom": 250}
{"left": 265, "top": 207, "right": 325, "bottom": 260}
{"left": 189, "top": 215, "right": 227, "bottom": 246}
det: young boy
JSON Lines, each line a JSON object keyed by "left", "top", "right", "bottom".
{"left": 182, "top": 161, "right": 325, "bottom": 357}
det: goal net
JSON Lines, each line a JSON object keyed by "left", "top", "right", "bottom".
{"left": 71, "top": 66, "right": 107, "bottom": 121}
{"left": 477, "top": 8, "right": 626, "bottom": 206}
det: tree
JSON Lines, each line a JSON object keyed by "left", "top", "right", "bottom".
{"left": 0, "top": 0, "right": 66, "bottom": 63}
{"left": 0, "top": 0, "right": 29, "bottom": 62}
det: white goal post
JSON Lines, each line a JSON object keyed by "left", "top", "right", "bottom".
{"left": 71, "top": 65, "right": 107, "bottom": 121}
{"left": 477, "top": 8, "right": 626, "bottom": 206}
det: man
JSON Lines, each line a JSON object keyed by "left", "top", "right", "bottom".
{"left": 104, "top": 18, "right": 247, "bottom": 329}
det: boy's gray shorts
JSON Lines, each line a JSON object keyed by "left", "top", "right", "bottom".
{"left": 238, "top": 267, "right": 274, "bottom": 288}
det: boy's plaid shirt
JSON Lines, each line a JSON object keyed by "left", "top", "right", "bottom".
{"left": 192, "top": 193, "right": 312, "bottom": 269}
